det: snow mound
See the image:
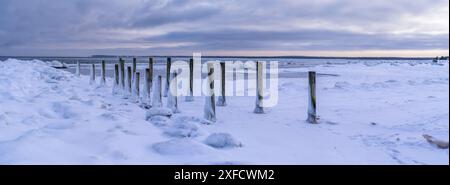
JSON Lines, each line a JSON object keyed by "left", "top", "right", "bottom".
{"left": 163, "top": 121, "right": 201, "bottom": 138}
{"left": 204, "top": 133, "right": 242, "bottom": 149}
{"left": 0, "top": 59, "right": 70, "bottom": 99}
{"left": 152, "top": 139, "right": 212, "bottom": 156}
{"left": 146, "top": 108, "right": 173, "bottom": 119}
{"left": 47, "top": 60, "right": 68, "bottom": 69}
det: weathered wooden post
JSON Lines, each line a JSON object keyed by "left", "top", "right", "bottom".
{"left": 113, "top": 64, "right": 120, "bottom": 94}
{"left": 76, "top": 61, "right": 81, "bottom": 76}
{"left": 120, "top": 58, "right": 125, "bottom": 91}
{"left": 148, "top": 57, "right": 154, "bottom": 92}
{"left": 164, "top": 57, "right": 171, "bottom": 97}
{"left": 204, "top": 63, "right": 216, "bottom": 122}
{"left": 217, "top": 62, "right": 227, "bottom": 106}
{"left": 254, "top": 62, "right": 265, "bottom": 114}
{"left": 90, "top": 63, "right": 96, "bottom": 85}
{"left": 152, "top": 75, "right": 163, "bottom": 108}
{"left": 142, "top": 68, "right": 152, "bottom": 104}
{"left": 101, "top": 60, "right": 106, "bottom": 86}
{"left": 127, "top": 66, "right": 132, "bottom": 95}
{"left": 185, "top": 58, "right": 194, "bottom": 102}
{"left": 167, "top": 72, "right": 180, "bottom": 113}
{"left": 307, "top": 71, "right": 317, "bottom": 124}
{"left": 132, "top": 58, "right": 137, "bottom": 76}
{"left": 134, "top": 72, "right": 140, "bottom": 103}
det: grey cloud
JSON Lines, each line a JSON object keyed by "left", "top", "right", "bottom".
{"left": 145, "top": 29, "right": 449, "bottom": 51}
{"left": 0, "top": 0, "right": 448, "bottom": 56}
{"left": 130, "top": 0, "right": 221, "bottom": 27}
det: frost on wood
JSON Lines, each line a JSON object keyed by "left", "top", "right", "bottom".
{"left": 100, "top": 60, "right": 106, "bottom": 86}
{"left": 185, "top": 58, "right": 194, "bottom": 102}
{"left": 204, "top": 133, "right": 242, "bottom": 149}
{"left": 123, "top": 66, "right": 132, "bottom": 98}
{"left": 152, "top": 76, "right": 163, "bottom": 108}
{"left": 217, "top": 62, "right": 227, "bottom": 106}
{"left": 76, "top": 61, "right": 80, "bottom": 77}
{"left": 253, "top": 62, "right": 264, "bottom": 114}
{"left": 89, "top": 64, "right": 95, "bottom": 85}
{"left": 307, "top": 71, "right": 318, "bottom": 124}
{"left": 112, "top": 64, "right": 121, "bottom": 95}
{"left": 142, "top": 68, "right": 152, "bottom": 105}
{"left": 204, "top": 63, "right": 216, "bottom": 122}
{"left": 132, "top": 72, "right": 140, "bottom": 103}
{"left": 167, "top": 72, "right": 180, "bottom": 113}
{"left": 119, "top": 59, "right": 125, "bottom": 92}
{"left": 163, "top": 57, "right": 171, "bottom": 97}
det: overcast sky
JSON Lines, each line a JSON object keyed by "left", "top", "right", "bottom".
{"left": 0, "top": 0, "right": 448, "bottom": 57}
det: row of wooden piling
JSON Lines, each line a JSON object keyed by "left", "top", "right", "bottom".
{"left": 76, "top": 58, "right": 318, "bottom": 124}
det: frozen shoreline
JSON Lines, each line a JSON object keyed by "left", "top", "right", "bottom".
{"left": 0, "top": 58, "right": 448, "bottom": 164}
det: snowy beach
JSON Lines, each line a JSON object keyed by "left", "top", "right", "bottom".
{"left": 0, "top": 58, "right": 448, "bottom": 164}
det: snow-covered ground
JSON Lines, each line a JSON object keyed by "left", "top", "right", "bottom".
{"left": 0, "top": 58, "right": 448, "bottom": 164}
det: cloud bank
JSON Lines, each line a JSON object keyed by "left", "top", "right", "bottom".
{"left": 0, "top": 0, "right": 448, "bottom": 56}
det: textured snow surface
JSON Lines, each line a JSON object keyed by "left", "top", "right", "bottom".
{"left": 0, "top": 58, "right": 448, "bottom": 164}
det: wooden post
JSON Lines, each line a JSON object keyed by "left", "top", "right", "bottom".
{"left": 167, "top": 72, "right": 180, "bottom": 113}
{"left": 113, "top": 64, "right": 119, "bottom": 94}
{"left": 152, "top": 75, "right": 163, "bottom": 108}
{"left": 143, "top": 68, "right": 152, "bottom": 104}
{"left": 134, "top": 72, "right": 140, "bottom": 102}
{"left": 217, "top": 62, "right": 227, "bottom": 106}
{"left": 307, "top": 71, "right": 317, "bottom": 124}
{"left": 204, "top": 63, "right": 216, "bottom": 122}
{"left": 254, "top": 62, "right": 264, "bottom": 114}
{"left": 114, "top": 64, "right": 119, "bottom": 86}
{"left": 132, "top": 57, "right": 137, "bottom": 81}
{"left": 148, "top": 57, "right": 154, "bottom": 92}
{"left": 101, "top": 60, "right": 106, "bottom": 86}
{"left": 164, "top": 57, "right": 171, "bottom": 97}
{"left": 185, "top": 58, "right": 194, "bottom": 102}
{"left": 120, "top": 58, "right": 125, "bottom": 90}
{"left": 76, "top": 61, "right": 81, "bottom": 76}
{"left": 127, "top": 66, "right": 132, "bottom": 95}
{"left": 89, "top": 64, "right": 96, "bottom": 85}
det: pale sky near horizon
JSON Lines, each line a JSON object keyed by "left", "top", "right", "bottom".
{"left": 0, "top": 0, "right": 448, "bottom": 57}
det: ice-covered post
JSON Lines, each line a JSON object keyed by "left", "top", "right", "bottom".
{"left": 254, "top": 62, "right": 265, "bottom": 114}
{"left": 307, "top": 71, "right": 317, "bottom": 124}
{"left": 76, "top": 61, "right": 81, "bottom": 76}
{"left": 185, "top": 58, "right": 194, "bottom": 102}
{"left": 142, "top": 68, "right": 152, "bottom": 104}
{"left": 204, "top": 63, "right": 216, "bottom": 122}
{"left": 127, "top": 66, "right": 132, "bottom": 95}
{"left": 217, "top": 62, "right": 227, "bottom": 106}
{"left": 113, "top": 64, "right": 120, "bottom": 94}
{"left": 167, "top": 72, "right": 180, "bottom": 113}
{"left": 152, "top": 75, "right": 163, "bottom": 108}
{"left": 120, "top": 58, "right": 125, "bottom": 91}
{"left": 101, "top": 60, "right": 106, "bottom": 86}
{"left": 134, "top": 72, "right": 140, "bottom": 103}
{"left": 164, "top": 57, "right": 171, "bottom": 97}
{"left": 89, "top": 63, "right": 96, "bottom": 85}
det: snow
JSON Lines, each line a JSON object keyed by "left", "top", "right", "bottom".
{"left": 0, "top": 58, "right": 448, "bottom": 164}
{"left": 204, "top": 133, "right": 242, "bottom": 149}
